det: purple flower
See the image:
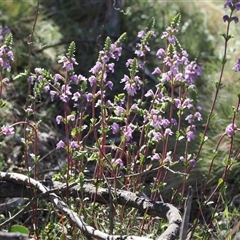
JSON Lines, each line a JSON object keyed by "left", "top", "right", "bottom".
{"left": 106, "top": 100, "right": 114, "bottom": 107}
{"left": 70, "top": 141, "right": 79, "bottom": 149}
{"left": 181, "top": 50, "right": 189, "bottom": 63}
{"left": 106, "top": 81, "right": 113, "bottom": 90}
{"left": 147, "top": 109, "right": 162, "bottom": 128}
{"left": 37, "top": 75, "right": 44, "bottom": 82}
{"left": 185, "top": 114, "right": 193, "bottom": 124}
{"left": 58, "top": 56, "right": 77, "bottom": 72}
{"left": 116, "top": 106, "right": 125, "bottom": 116}
{"left": 175, "top": 73, "right": 184, "bottom": 81}
{"left": 70, "top": 74, "right": 78, "bottom": 84}
{"left": 168, "top": 35, "right": 177, "bottom": 44}
{"left": 3, "top": 60, "right": 10, "bottom": 71}
{"left": 101, "top": 55, "right": 109, "bottom": 63}
{"left": 50, "top": 90, "right": 57, "bottom": 101}
{"left": 84, "top": 93, "right": 93, "bottom": 102}
{"left": 123, "top": 124, "right": 134, "bottom": 142}
{"left": 164, "top": 128, "right": 173, "bottom": 136}
{"left": 156, "top": 48, "right": 165, "bottom": 58}
{"left": 152, "top": 132, "right": 162, "bottom": 141}
{"left": 164, "top": 156, "right": 172, "bottom": 163}
{"left": 110, "top": 44, "right": 122, "bottom": 60}
{"left": 7, "top": 50, "right": 14, "bottom": 61}
{"left": 121, "top": 74, "right": 130, "bottom": 83}
{"left": 135, "top": 49, "right": 144, "bottom": 57}
{"left": 194, "top": 112, "right": 202, "bottom": 121}
{"left": 63, "top": 62, "right": 73, "bottom": 72}
{"left": 233, "top": 58, "right": 240, "bottom": 72}
{"left": 145, "top": 89, "right": 154, "bottom": 97}
{"left": 126, "top": 59, "right": 133, "bottom": 67}
{"left": 189, "top": 159, "right": 196, "bottom": 167}
{"left": 161, "top": 31, "right": 168, "bottom": 39}
{"left": 161, "top": 119, "right": 170, "bottom": 128}
{"left": 28, "top": 76, "right": 35, "bottom": 85}
{"left": 186, "top": 125, "right": 196, "bottom": 142}
{"left": 54, "top": 74, "right": 63, "bottom": 84}
{"left": 130, "top": 103, "right": 139, "bottom": 110}
{"left": 183, "top": 98, "right": 193, "bottom": 109}
{"left": 161, "top": 73, "right": 170, "bottom": 83}
{"left": 179, "top": 156, "right": 184, "bottom": 162}
{"left": 111, "top": 122, "right": 119, "bottom": 134}
{"left": 56, "top": 115, "right": 62, "bottom": 124}
{"left": 89, "top": 61, "right": 102, "bottom": 74}
{"left": 1, "top": 125, "right": 14, "bottom": 135}
{"left": 186, "top": 130, "right": 195, "bottom": 142}
{"left": 67, "top": 114, "right": 75, "bottom": 122}
{"left": 34, "top": 68, "right": 42, "bottom": 73}
{"left": 43, "top": 84, "right": 50, "bottom": 92}
{"left": 152, "top": 67, "right": 161, "bottom": 75}
{"left": 233, "top": 16, "right": 239, "bottom": 23}
{"left": 223, "top": 15, "right": 230, "bottom": 22}
{"left": 174, "top": 99, "right": 181, "bottom": 108}
{"left": 185, "top": 61, "right": 202, "bottom": 85}
{"left": 225, "top": 123, "right": 237, "bottom": 137}
{"left": 224, "top": 0, "right": 232, "bottom": 8}
{"left": 60, "top": 93, "right": 69, "bottom": 103}
{"left": 56, "top": 140, "right": 65, "bottom": 149}
{"left": 0, "top": 45, "right": 14, "bottom": 72}
{"left": 151, "top": 153, "right": 161, "bottom": 161}
{"left": 3, "top": 77, "right": 9, "bottom": 85}
{"left": 77, "top": 74, "right": 87, "bottom": 82}
{"left": 61, "top": 84, "right": 72, "bottom": 96}
{"left": 107, "top": 63, "right": 115, "bottom": 73}
{"left": 112, "top": 158, "right": 124, "bottom": 168}
{"left": 171, "top": 118, "right": 177, "bottom": 125}
{"left": 137, "top": 30, "right": 145, "bottom": 38}
{"left": 121, "top": 75, "right": 141, "bottom": 96}
{"left": 236, "top": 2, "right": 240, "bottom": 11}
{"left": 88, "top": 76, "right": 97, "bottom": 87}
{"left": 72, "top": 92, "right": 81, "bottom": 101}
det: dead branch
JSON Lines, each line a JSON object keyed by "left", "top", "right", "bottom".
{"left": 0, "top": 172, "right": 182, "bottom": 240}
{"left": 0, "top": 232, "right": 30, "bottom": 240}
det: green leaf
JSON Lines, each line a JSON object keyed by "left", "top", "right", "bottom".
{"left": 217, "top": 177, "right": 223, "bottom": 187}
{"left": 171, "top": 13, "right": 181, "bottom": 28}
{"left": 103, "top": 36, "right": 111, "bottom": 53}
{"left": 13, "top": 70, "right": 29, "bottom": 81}
{"left": 147, "top": 17, "right": 155, "bottom": 30}
{"left": 0, "top": 99, "right": 6, "bottom": 107}
{"left": 116, "top": 32, "right": 127, "bottom": 45}
{"left": 129, "top": 58, "right": 138, "bottom": 78}
{"left": 4, "top": 33, "right": 13, "bottom": 46}
{"left": 67, "top": 41, "right": 76, "bottom": 58}
{"left": 10, "top": 225, "right": 29, "bottom": 235}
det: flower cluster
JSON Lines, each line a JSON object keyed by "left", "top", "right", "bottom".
{"left": 224, "top": 0, "right": 240, "bottom": 11}
{"left": 17, "top": 14, "right": 205, "bottom": 175}
{"left": 0, "top": 26, "right": 11, "bottom": 43}
{"left": 0, "top": 35, "right": 14, "bottom": 73}
{"left": 233, "top": 58, "right": 240, "bottom": 72}
{"left": 88, "top": 36, "right": 124, "bottom": 93}
{"left": 1, "top": 125, "right": 14, "bottom": 135}
{"left": 223, "top": 0, "right": 240, "bottom": 23}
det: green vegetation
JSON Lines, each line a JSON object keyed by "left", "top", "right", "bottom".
{"left": 0, "top": 1, "right": 240, "bottom": 240}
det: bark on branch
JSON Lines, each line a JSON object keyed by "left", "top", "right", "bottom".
{"left": 0, "top": 172, "right": 182, "bottom": 240}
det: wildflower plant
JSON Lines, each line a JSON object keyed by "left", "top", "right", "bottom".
{"left": 1, "top": 0, "right": 240, "bottom": 239}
